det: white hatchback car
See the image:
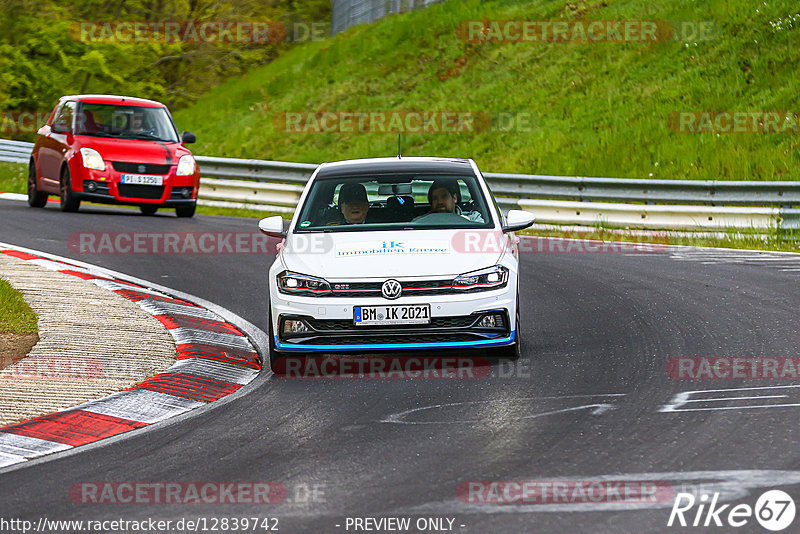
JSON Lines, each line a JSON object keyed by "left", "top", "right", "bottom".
{"left": 259, "top": 157, "right": 534, "bottom": 371}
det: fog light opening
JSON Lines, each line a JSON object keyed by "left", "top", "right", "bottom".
{"left": 479, "top": 313, "right": 506, "bottom": 329}
{"left": 85, "top": 181, "right": 97, "bottom": 192}
{"left": 181, "top": 187, "right": 192, "bottom": 198}
{"left": 479, "top": 315, "right": 497, "bottom": 328}
{"left": 283, "top": 319, "right": 310, "bottom": 334}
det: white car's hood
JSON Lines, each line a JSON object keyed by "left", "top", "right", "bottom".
{"left": 280, "top": 229, "right": 506, "bottom": 279}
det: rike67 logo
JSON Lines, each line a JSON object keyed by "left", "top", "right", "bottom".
{"left": 668, "top": 490, "right": 796, "bottom": 531}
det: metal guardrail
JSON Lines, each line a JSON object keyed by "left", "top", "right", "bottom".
{"left": 194, "top": 156, "right": 316, "bottom": 184}
{"left": 199, "top": 178, "right": 302, "bottom": 214}
{"left": 486, "top": 173, "right": 800, "bottom": 206}
{"left": 0, "top": 139, "right": 35, "bottom": 164}
{"left": 3, "top": 139, "right": 799, "bottom": 230}
{"left": 517, "top": 199, "right": 780, "bottom": 231}
{"left": 331, "top": 0, "right": 444, "bottom": 34}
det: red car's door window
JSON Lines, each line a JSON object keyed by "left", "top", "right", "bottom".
{"left": 39, "top": 101, "right": 76, "bottom": 181}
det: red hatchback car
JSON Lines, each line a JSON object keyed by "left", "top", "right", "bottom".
{"left": 29, "top": 94, "right": 200, "bottom": 217}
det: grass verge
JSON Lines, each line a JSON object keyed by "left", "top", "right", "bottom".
{"left": 0, "top": 279, "right": 38, "bottom": 335}
{"left": 0, "top": 162, "right": 27, "bottom": 195}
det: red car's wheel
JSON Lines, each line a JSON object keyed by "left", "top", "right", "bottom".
{"left": 59, "top": 166, "right": 80, "bottom": 212}
{"left": 175, "top": 202, "right": 196, "bottom": 218}
{"left": 27, "top": 161, "right": 47, "bottom": 208}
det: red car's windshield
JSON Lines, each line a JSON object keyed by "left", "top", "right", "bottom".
{"left": 74, "top": 102, "right": 180, "bottom": 143}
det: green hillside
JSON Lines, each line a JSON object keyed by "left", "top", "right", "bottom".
{"left": 0, "top": 0, "right": 330, "bottom": 120}
{"left": 174, "top": 0, "right": 800, "bottom": 181}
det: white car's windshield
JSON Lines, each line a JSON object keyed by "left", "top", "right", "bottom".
{"left": 74, "top": 103, "right": 180, "bottom": 143}
{"left": 294, "top": 174, "right": 494, "bottom": 232}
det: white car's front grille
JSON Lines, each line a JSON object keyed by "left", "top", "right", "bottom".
{"left": 327, "top": 279, "right": 455, "bottom": 298}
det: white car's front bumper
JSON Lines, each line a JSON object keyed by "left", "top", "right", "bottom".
{"left": 269, "top": 280, "right": 517, "bottom": 353}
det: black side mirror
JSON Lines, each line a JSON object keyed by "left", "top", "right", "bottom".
{"left": 181, "top": 131, "right": 196, "bottom": 144}
{"left": 52, "top": 122, "right": 71, "bottom": 134}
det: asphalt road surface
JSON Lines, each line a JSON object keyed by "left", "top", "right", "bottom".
{"left": 1, "top": 198, "right": 800, "bottom": 534}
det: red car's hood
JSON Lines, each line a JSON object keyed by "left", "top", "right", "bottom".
{"left": 77, "top": 136, "right": 189, "bottom": 164}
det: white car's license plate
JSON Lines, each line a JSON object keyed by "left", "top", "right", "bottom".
{"left": 120, "top": 174, "right": 164, "bottom": 185}
{"left": 354, "top": 305, "right": 431, "bottom": 325}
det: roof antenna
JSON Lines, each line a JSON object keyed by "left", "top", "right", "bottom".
{"left": 397, "top": 133, "right": 402, "bottom": 159}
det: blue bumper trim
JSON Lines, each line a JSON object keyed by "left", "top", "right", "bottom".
{"left": 275, "top": 331, "right": 515, "bottom": 352}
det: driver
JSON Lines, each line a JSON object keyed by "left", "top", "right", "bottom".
{"left": 128, "top": 110, "right": 155, "bottom": 136}
{"left": 419, "top": 178, "right": 484, "bottom": 222}
{"left": 338, "top": 183, "right": 371, "bottom": 224}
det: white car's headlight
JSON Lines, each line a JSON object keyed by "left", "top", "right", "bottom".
{"left": 79, "top": 147, "right": 105, "bottom": 171}
{"left": 176, "top": 155, "right": 196, "bottom": 176}
{"left": 277, "top": 271, "right": 332, "bottom": 296}
{"left": 452, "top": 265, "right": 509, "bottom": 291}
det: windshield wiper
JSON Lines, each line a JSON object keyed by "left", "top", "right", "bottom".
{"left": 126, "top": 133, "right": 166, "bottom": 141}
{"left": 77, "top": 131, "right": 118, "bottom": 138}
